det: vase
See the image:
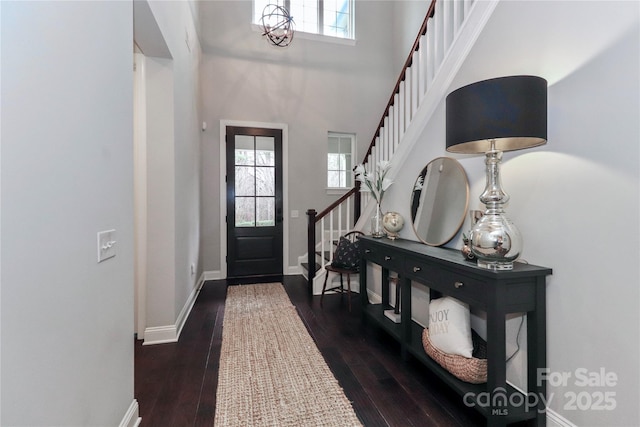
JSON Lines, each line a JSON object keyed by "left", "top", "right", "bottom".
{"left": 371, "top": 204, "right": 385, "bottom": 238}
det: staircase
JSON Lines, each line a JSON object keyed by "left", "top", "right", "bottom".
{"left": 301, "top": 0, "right": 499, "bottom": 295}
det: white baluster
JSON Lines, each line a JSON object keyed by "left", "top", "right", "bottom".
{"left": 329, "top": 210, "right": 334, "bottom": 260}
{"left": 411, "top": 52, "right": 420, "bottom": 116}
{"left": 396, "top": 79, "right": 404, "bottom": 139}
{"left": 427, "top": 25, "right": 435, "bottom": 84}
{"left": 386, "top": 106, "right": 392, "bottom": 161}
{"left": 321, "top": 217, "right": 326, "bottom": 263}
{"left": 391, "top": 106, "right": 395, "bottom": 158}
{"left": 442, "top": 0, "right": 454, "bottom": 52}
{"left": 346, "top": 197, "right": 351, "bottom": 231}
{"left": 453, "top": 0, "right": 464, "bottom": 34}
{"left": 417, "top": 35, "right": 427, "bottom": 103}
{"left": 383, "top": 116, "right": 389, "bottom": 162}
{"left": 434, "top": 3, "right": 444, "bottom": 67}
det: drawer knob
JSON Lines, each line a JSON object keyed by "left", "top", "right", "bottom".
{"left": 454, "top": 281, "right": 464, "bottom": 289}
{"left": 413, "top": 266, "right": 421, "bottom": 272}
{"left": 384, "top": 256, "right": 392, "bottom": 260}
{"left": 365, "top": 249, "right": 371, "bottom": 253}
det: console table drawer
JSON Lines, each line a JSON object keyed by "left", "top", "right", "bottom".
{"left": 438, "top": 269, "right": 487, "bottom": 305}
{"left": 363, "top": 246, "right": 402, "bottom": 270}
{"left": 404, "top": 256, "right": 441, "bottom": 285}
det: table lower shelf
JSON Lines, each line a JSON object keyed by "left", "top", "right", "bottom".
{"left": 362, "top": 303, "right": 402, "bottom": 341}
{"left": 363, "top": 303, "right": 539, "bottom": 424}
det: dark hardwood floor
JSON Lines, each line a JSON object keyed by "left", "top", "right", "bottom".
{"left": 134, "top": 275, "right": 487, "bottom": 426}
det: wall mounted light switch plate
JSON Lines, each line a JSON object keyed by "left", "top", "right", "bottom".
{"left": 97, "top": 229, "right": 116, "bottom": 263}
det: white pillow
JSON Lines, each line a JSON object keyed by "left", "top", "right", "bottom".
{"left": 428, "top": 296, "right": 473, "bottom": 358}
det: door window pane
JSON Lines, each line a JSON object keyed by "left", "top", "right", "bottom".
{"left": 235, "top": 166, "right": 256, "bottom": 196}
{"left": 235, "top": 197, "right": 256, "bottom": 227}
{"left": 256, "top": 137, "right": 275, "bottom": 166}
{"left": 235, "top": 135, "right": 255, "bottom": 165}
{"left": 255, "top": 166, "right": 275, "bottom": 196}
{"left": 256, "top": 197, "right": 275, "bottom": 226}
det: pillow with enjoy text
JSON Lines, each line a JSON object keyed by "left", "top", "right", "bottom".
{"left": 428, "top": 296, "right": 473, "bottom": 358}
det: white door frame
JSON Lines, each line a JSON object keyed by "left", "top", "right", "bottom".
{"left": 219, "top": 120, "right": 289, "bottom": 279}
{"left": 133, "top": 52, "right": 147, "bottom": 339}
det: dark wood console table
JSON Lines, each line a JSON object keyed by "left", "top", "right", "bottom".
{"left": 358, "top": 236, "right": 552, "bottom": 427}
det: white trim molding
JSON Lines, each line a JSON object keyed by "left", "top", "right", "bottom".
{"left": 143, "top": 325, "right": 178, "bottom": 346}
{"left": 506, "top": 383, "right": 577, "bottom": 427}
{"left": 202, "top": 270, "right": 222, "bottom": 281}
{"left": 119, "top": 399, "right": 141, "bottom": 427}
{"left": 142, "top": 277, "right": 202, "bottom": 345}
{"left": 546, "top": 409, "right": 577, "bottom": 427}
{"left": 286, "top": 265, "right": 302, "bottom": 275}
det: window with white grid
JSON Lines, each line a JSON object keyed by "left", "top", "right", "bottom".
{"left": 327, "top": 132, "right": 355, "bottom": 189}
{"left": 254, "top": 0, "right": 354, "bottom": 40}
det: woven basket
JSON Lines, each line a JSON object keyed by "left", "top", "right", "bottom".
{"left": 422, "top": 328, "right": 487, "bottom": 384}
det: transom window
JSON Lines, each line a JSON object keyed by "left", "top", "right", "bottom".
{"left": 254, "top": 0, "right": 354, "bottom": 40}
{"left": 327, "top": 132, "right": 355, "bottom": 189}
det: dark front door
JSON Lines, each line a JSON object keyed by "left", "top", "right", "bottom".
{"left": 226, "top": 126, "right": 283, "bottom": 279}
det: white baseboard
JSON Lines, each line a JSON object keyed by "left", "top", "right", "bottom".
{"left": 142, "top": 324, "right": 178, "bottom": 345}
{"left": 119, "top": 399, "right": 141, "bottom": 427}
{"left": 174, "top": 277, "right": 201, "bottom": 339}
{"left": 202, "top": 270, "right": 222, "bottom": 281}
{"left": 507, "top": 383, "right": 576, "bottom": 427}
{"left": 202, "top": 268, "right": 303, "bottom": 281}
{"left": 546, "top": 408, "right": 576, "bottom": 427}
{"left": 287, "top": 265, "right": 302, "bottom": 275}
{"left": 143, "top": 277, "right": 202, "bottom": 345}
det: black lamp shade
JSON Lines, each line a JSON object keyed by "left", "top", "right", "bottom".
{"left": 446, "top": 75, "right": 547, "bottom": 153}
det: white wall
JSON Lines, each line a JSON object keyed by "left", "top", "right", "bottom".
{"left": 199, "top": 0, "right": 400, "bottom": 272}
{"left": 391, "top": 0, "right": 432, "bottom": 72}
{"left": 145, "top": 56, "right": 177, "bottom": 328}
{"left": 1, "top": 1, "right": 135, "bottom": 425}
{"left": 381, "top": 1, "right": 639, "bottom": 425}
{"left": 137, "top": 0, "right": 202, "bottom": 341}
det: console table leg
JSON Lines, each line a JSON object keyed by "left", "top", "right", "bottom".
{"left": 400, "top": 277, "right": 411, "bottom": 362}
{"left": 486, "top": 288, "right": 508, "bottom": 426}
{"left": 528, "top": 277, "right": 547, "bottom": 426}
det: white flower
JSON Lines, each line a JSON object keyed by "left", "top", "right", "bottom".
{"left": 354, "top": 161, "right": 393, "bottom": 206}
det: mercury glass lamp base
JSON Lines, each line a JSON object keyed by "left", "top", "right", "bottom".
{"left": 477, "top": 260, "right": 514, "bottom": 271}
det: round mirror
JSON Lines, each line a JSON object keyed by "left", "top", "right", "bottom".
{"left": 410, "top": 157, "right": 469, "bottom": 246}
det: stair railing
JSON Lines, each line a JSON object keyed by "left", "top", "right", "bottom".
{"left": 305, "top": 181, "right": 361, "bottom": 285}
{"left": 306, "top": 0, "right": 477, "bottom": 292}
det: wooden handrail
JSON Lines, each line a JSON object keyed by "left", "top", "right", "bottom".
{"left": 315, "top": 185, "right": 357, "bottom": 221}
{"left": 363, "top": 0, "right": 437, "bottom": 161}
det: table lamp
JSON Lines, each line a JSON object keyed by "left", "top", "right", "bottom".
{"left": 446, "top": 75, "right": 547, "bottom": 270}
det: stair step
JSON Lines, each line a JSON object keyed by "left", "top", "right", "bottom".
{"left": 301, "top": 262, "right": 323, "bottom": 274}
{"left": 315, "top": 250, "right": 332, "bottom": 261}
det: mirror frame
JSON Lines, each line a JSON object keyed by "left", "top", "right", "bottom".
{"left": 409, "top": 157, "right": 469, "bottom": 246}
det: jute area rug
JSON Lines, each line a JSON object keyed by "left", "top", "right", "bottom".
{"left": 214, "top": 282, "right": 363, "bottom": 426}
